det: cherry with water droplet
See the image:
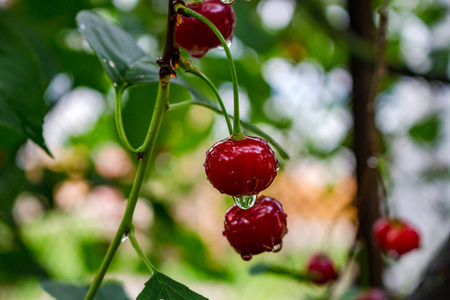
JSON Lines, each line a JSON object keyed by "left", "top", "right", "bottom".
{"left": 204, "top": 135, "right": 278, "bottom": 197}
{"left": 306, "top": 253, "right": 338, "bottom": 285}
{"left": 176, "top": 0, "right": 236, "bottom": 58}
{"left": 219, "top": 0, "right": 236, "bottom": 4}
{"left": 223, "top": 196, "right": 288, "bottom": 261}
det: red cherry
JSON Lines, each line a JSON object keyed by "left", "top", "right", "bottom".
{"left": 373, "top": 217, "right": 391, "bottom": 251}
{"left": 372, "top": 218, "right": 420, "bottom": 257}
{"left": 306, "top": 253, "right": 338, "bottom": 285}
{"left": 176, "top": 0, "right": 236, "bottom": 58}
{"left": 354, "top": 288, "right": 386, "bottom": 300}
{"left": 204, "top": 135, "right": 278, "bottom": 197}
{"left": 384, "top": 221, "right": 420, "bottom": 257}
{"left": 223, "top": 196, "right": 287, "bottom": 261}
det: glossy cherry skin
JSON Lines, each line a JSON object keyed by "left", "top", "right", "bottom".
{"left": 223, "top": 196, "right": 287, "bottom": 261}
{"left": 176, "top": 0, "right": 236, "bottom": 58}
{"left": 354, "top": 289, "right": 386, "bottom": 300}
{"left": 306, "top": 253, "right": 338, "bottom": 285}
{"left": 373, "top": 217, "right": 391, "bottom": 251}
{"left": 204, "top": 135, "right": 278, "bottom": 197}
{"left": 372, "top": 218, "right": 420, "bottom": 257}
{"left": 384, "top": 221, "right": 420, "bottom": 257}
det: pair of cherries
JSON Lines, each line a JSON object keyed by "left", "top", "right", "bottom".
{"left": 205, "top": 135, "right": 287, "bottom": 261}
{"left": 176, "top": 1, "right": 287, "bottom": 260}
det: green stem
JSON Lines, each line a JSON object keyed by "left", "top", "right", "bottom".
{"left": 178, "top": 57, "right": 232, "bottom": 135}
{"left": 168, "top": 100, "right": 195, "bottom": 111}
{"left": 168, "top": 98, "right": 290, "bottom": 159}
{"left": 115, "top": 88, "right": 140, "bottom": 154}
{"left": 84, "top": 76, "right": 170, "bottom": 300}
{"left": 128, "top": 228, "right": 170, "bottom": 300}
{"left": 175, "top": 4, "right": 243, "bottom": 138}
{"left": 129, "top": 226, "right": 156, "bottom": 273}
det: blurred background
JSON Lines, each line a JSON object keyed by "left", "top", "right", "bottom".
{"left": 1, "top": 0, "right": 450, "bottom": 299}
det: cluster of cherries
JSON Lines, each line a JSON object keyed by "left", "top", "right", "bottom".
{"left": 176, "top": 0, "right": 287, "bottom": 261}
{"left": 205, "top": 135, "right": 287, "bottom": 261}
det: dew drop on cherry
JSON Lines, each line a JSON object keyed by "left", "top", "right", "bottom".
{"left": 219, "top": 0, "right": 236, "bottom": 4}
{"left": 241, "top": 253, "right": 253, "bottom": 261}
{"left": 232, "top": 194, "right": 257, "bottom": 209}
{"left": 217, "top": 40, "right": 233, "bottom": 50}
{"left": 272, "top": 243, "right": 282, "bottom": 252}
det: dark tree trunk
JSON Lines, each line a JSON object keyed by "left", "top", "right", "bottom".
{"left": 348, "top": 0, "right": 384, "bottom": 287}
{"left": 406, "top": 234, "right": 450, "bottom": 300}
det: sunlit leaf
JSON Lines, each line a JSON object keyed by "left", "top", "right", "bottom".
{"left": 137, "top": 270, "right": 208, "bottom": 300}
{"left": 0, "top": 18, "right": 50, "bottom": 156}
{"left": 76, "top": 10, "right": 159, "bottom": 89}
{"left": 41, "top": 280, "right": 130, "bottom": 300}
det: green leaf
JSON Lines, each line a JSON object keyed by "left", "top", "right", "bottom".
{"left": 137, "top": 270, "right": 208, "bottom": 300}
{"left": 408, "top": 114, "right": 441, "bottom": 146}
{"left": 249, "top": 264, "right": 311, "bottom": 282}
{"left": 41, "top": 280, "right": 130, "bottom": 300}
{"left": 0, "top": 18, "right": 51, "bottom": 155}
{"left": 76, "top": 10, "right": 159, "bottom": 89}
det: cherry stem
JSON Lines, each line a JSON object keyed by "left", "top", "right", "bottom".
{"left": 178, "top": 57, "right": 233, "bottom": 135}
{"left": 175, "top": 4, "right": 243, "bottom": 138}
{"left": 84, "top": 75, "right": 170, "bottom": 300}
{"left": 115, "top": 89, "right": 140, "bottom": 154}
{"left": 167, "top": 98, "right": 290, "bottom": 160}
{"left": 129, "top": 226, "right": 157, "bottom": 273}
{"left": 115, "top": 83, "right": 170, "bottom": 154}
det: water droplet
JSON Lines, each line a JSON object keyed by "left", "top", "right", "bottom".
{"left": 232, "top": 194, "right": 257, "bottom": 209}
{"left": 241, "top": 253, "right": 252, "bottom": 261}
{"left": 113, "top": 83, "right": 118, "bottom": 87}
{"left": 219, "top": 0, "right": 236, "bottom": 4}
{"left": 222, "top": 230, "right": 227, "bottom": 236}
{"left": 217, "top": 40, "right": 232, "bottom": 50}
{"left": 108, "top": 60, "right": 116, "bottom": 68}
{"left": 276, "top": 159, "right": 280, "bottom": 171}
{"left": 121, "top": 235, "right": 129, "bottom": 242}
{"left": 272, "top": 243, "right": 282, "bottom": 252}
